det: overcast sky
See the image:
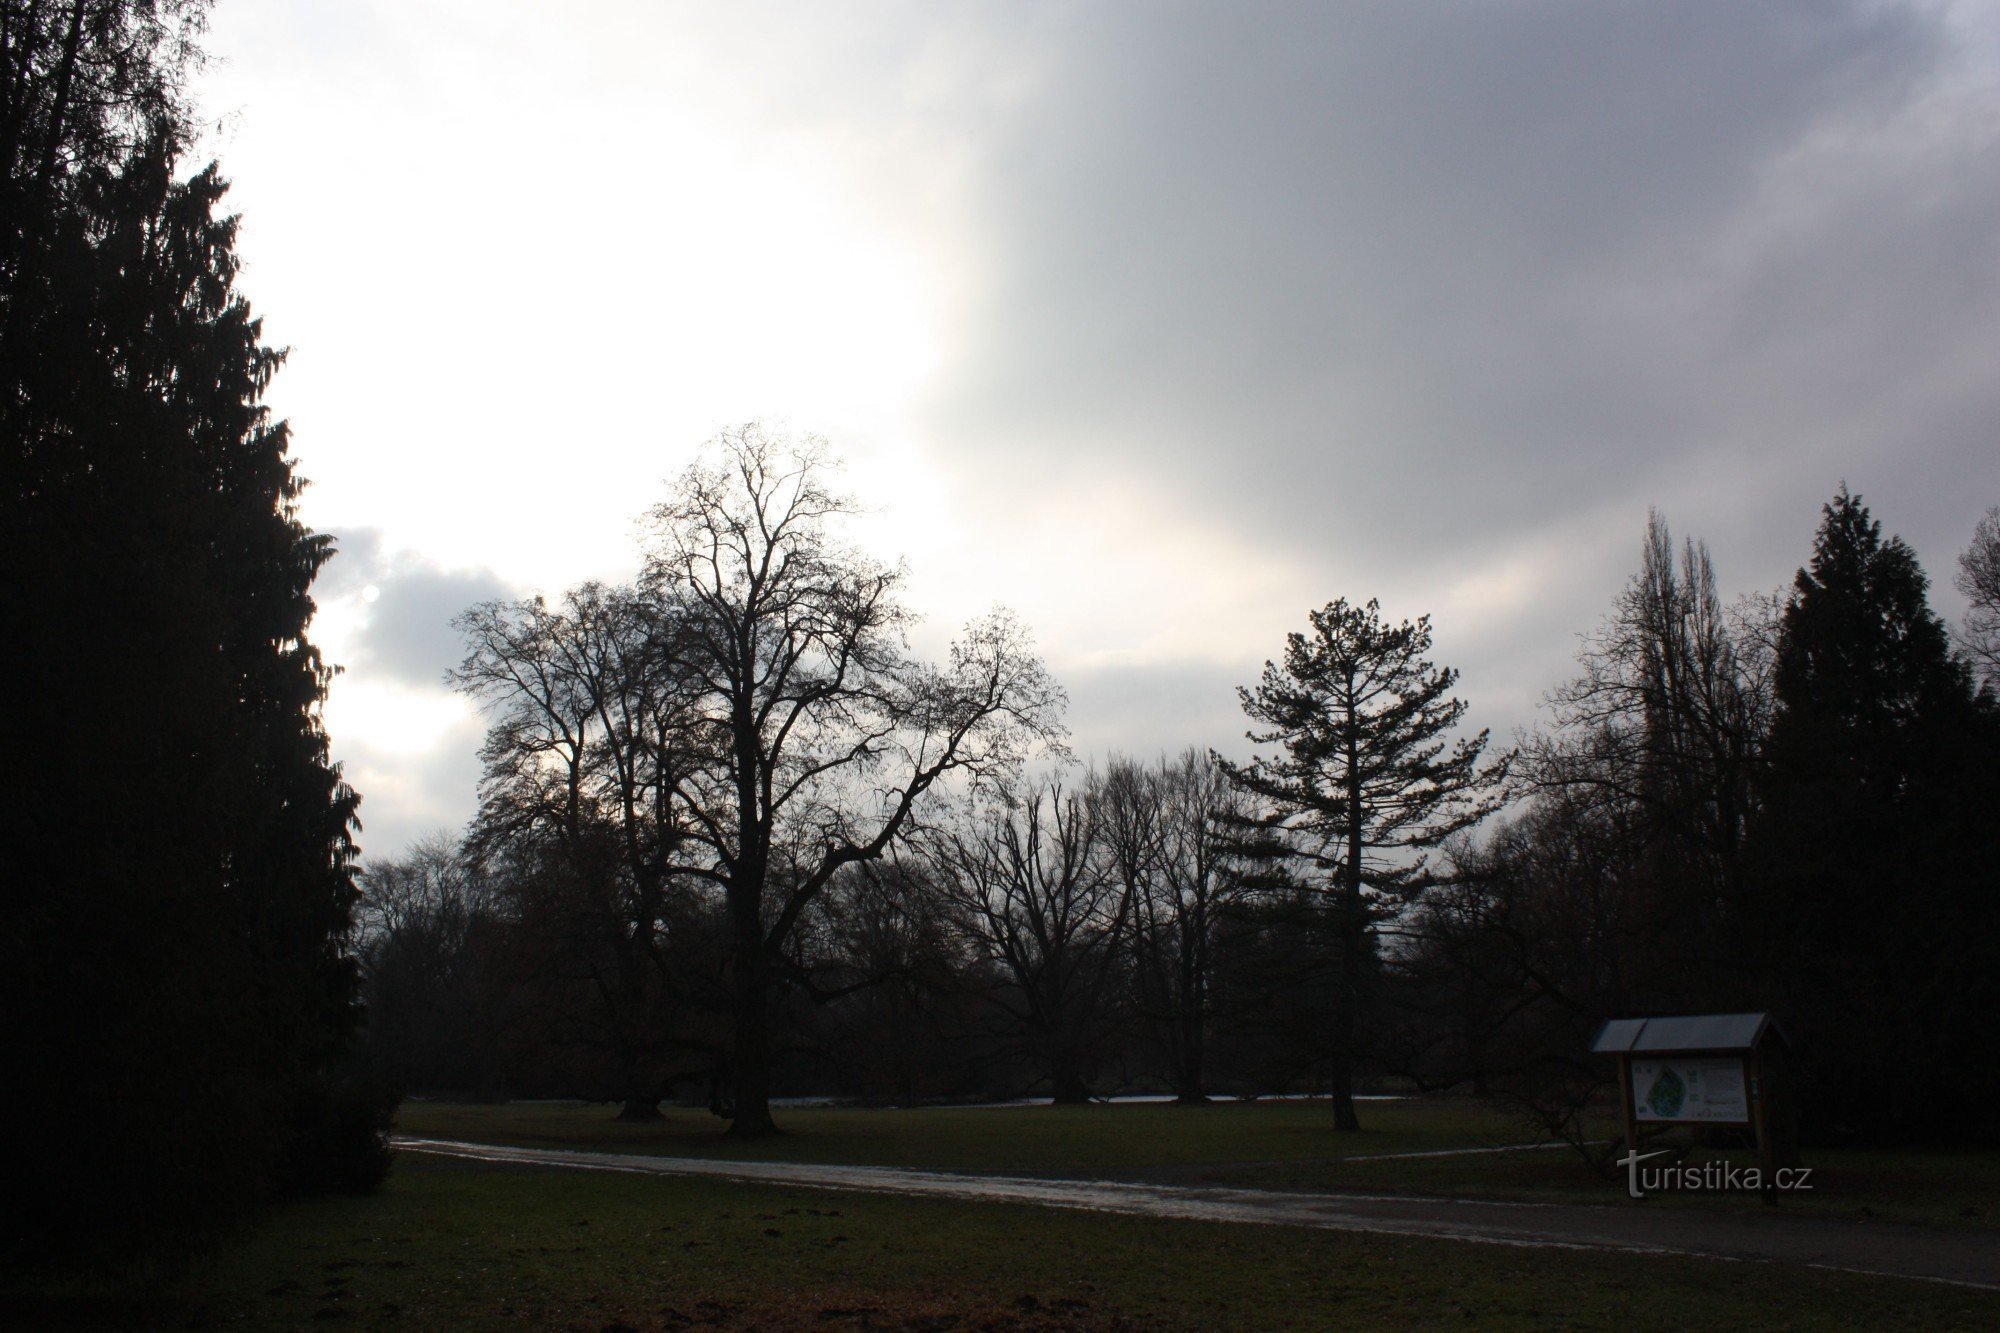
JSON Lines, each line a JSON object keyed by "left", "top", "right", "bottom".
{"left": 193, "top": 1, "right": 2000, "bottom": 862}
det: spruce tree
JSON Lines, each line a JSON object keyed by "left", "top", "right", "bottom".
{"left": 1750, "top": 487, "right": 2000, "bottom": 1140}
{"left": 1221, "top": 599, "right": 1505, "bottom": 1129}
{"left": 1, "top": 2, "right": 368, "bottom": 1263}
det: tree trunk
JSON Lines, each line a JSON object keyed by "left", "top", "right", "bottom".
{"left": 1050, "top": 1047, "right": 1091, "bottom": 1104}
{"left": 1330, "top": 909, "right": 1363, "bottom": 1131}
{"left": 1334, "top": 721, "right": 1364, "bottom": 1133}
{"left": 728, "top": 921, "right": 780, "bottom": 1138}
{"left": 1330, "top": 1037, "right": 1361, "bottom": 1131}
{"left": 1328, "top": 882, "right": 1364, "bottom": 1132}
{"left": 1175, "top": 1012, "right": 1208, "bottom": 1103}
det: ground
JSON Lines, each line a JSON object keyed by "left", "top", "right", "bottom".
{"left": 4, "top": 1098, "right": 1994, "bottom": 1330}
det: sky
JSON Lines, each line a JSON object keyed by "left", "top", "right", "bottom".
{"left": 191, "top": 1, "right": 2000, "bottom": 864}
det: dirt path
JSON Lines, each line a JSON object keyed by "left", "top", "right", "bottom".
{"left": 393, "top": 1136, "right": 1998, "bottom": 1293}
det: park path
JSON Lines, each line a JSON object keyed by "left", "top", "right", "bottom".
{"left": 393, "top": 1136, "right": 1998, "bottom": 1293}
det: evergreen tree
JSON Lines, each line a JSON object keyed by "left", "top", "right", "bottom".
{"left": 1, "top": 1, "right": 370, "bottom": 1264}
{"left": 1221, "top": 599, "right": 1505, "bottom": 1130}
{"left": 1749, "top": 487, "right": 2000, "bottom": 1140}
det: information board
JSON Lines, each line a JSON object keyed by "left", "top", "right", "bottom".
{"left": 1629, "top": 1056, "right": 1750, "bottom": 1124}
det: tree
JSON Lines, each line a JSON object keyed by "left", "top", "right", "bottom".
{"left": 639, "top": 426, "right": 1065, "bottom": 1134}
{"left": 1510, "top": 513, "right": 1777, "bottom": 1012}
{"left": 1956, "top": 506, "right": 2000, "bottom": 693}
{"left": 1537, "top": 514, "right": 1770, "bottom": 916}
{"left": 1, "top": 0, "right": 369, "bottom": 1263}
{"left": 1103, "top": 750, "right": 1247, "bottom": 1101}
{"left": 0, "top": 2, "right": 207, "bottom": 257}
{"left": 453, "top": 582, "right": 719, "bottom": 1118}
{"left": 355, "top": 835, "right": 519, "bottom": 1101}
{"left": 1747, "top": 487, "right": 2000, "bottom": 1139}
{"left": 1220, "top": 599, "right": 1504, "bottom": 1130}
{"left": 924, "top": 779, "right": 1130, "bottom": 1103}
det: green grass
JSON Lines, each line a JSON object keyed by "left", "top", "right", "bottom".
{"left": 395, "top": 1096, "right": 1525, "bottom": 1172}
{"left": 395, "top": 1097, "right": 2000, "bottom": 1231}
{"left": 7, "top": 1154, "right": 1993, "bottom": 1331}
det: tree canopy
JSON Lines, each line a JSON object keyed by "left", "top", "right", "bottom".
{"left": 455, "top": 425, "right": 1068, "bottom": 1135}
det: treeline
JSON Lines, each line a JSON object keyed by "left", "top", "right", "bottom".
{"left": 1412, "top": 495, "right": 2000, "bottom": 1144}
{"left": 359, "top": 752, "right": 1345, "bottom": 1113}
{"left": 2, "top": 1, "right": 382, "bottom": 1268}
{"left": 360, "top": 440, "right": 2000, "bottom": 1145}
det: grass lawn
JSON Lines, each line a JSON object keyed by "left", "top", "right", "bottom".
{"left": 396, "top": 1097, "right": 2000, "bottom": 1231}
{"left": 6, "top": 1153, "right": 1994, "bottom": 1331}
{"left": 396, "top": 1096, "right": 1524, "bottom": 1173}
{"left": 1243, "top": 1137, "right": 2000, "bottom": 1230}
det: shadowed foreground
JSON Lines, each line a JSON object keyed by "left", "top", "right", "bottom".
{"left": 7, "top": 1151, "right": 1995, "bottom": 1331}
{"left": 398, "top": 1138, "right": 2000, "bottom": 1293}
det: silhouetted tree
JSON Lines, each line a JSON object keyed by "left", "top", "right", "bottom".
{"left": 1957, "top": 506, "right": 2000, "bottom": 693}
{"left": 1, "top": 0, "right": 369, "bottom": 1264}
{"left": 356, "top": 836, "right": 518, "bottom": 1100}
{"left": 925, "top": 779, "right": 1129, "bottom": 1103}
{"left": 640, "top": 427, "right": 1064, "bottom": 1134}
{"left": 1531, "top": 513, "right": 1772, "bottom": 952}
{"left": 1221, "top": 599, "right": 1504, "bottom": 1130}
{"left": 452, "top": 582, "right": 719, "bottom": 1117}
{"left": 1104, "top": 751, "right": 1248, "bottom": 1101}
{"left": 1747, "top": 487, "right": 2000, "bottom": 1139}
{"left": 802, "top": 858, "right": 990, "bottom": 1104}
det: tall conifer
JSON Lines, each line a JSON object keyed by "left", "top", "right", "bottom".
{"left": 1, "top": 1, "right": 367, "bottom": 1262}
{"left": 1750, "top": 488, "right": 2000, "bottom": 1139}
{"left": 1221, "top": 599, "right": 1505, "bottom": 1130}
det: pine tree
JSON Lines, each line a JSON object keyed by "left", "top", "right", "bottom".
{"left": 1220, "top": 599, "right": 1505, "bottom": 1129}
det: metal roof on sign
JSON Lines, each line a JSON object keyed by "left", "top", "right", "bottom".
{"left": 1590, "top": 1012, "right": 1780, "bottom": 1054}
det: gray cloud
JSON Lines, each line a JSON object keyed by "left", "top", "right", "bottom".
{"left": 862, "top": 0, "right": 1998, "bottom": 740}
{"left": 921, "top": 2, "right": 1992, "bottom": 555}
{"left": 322, "top": 527, "right": 515, "bottom": 687}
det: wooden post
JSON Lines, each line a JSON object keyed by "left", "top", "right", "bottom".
{"left": 1617, "top": 1052, "right": 1639, "bottom": 1162}
{"left": 1748, "top": 1050, "right": 1776, "bottom": 1205}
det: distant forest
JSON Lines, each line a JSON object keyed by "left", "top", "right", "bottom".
{"left": 359, "top": 426, "right": 2000, "bottom": 1148}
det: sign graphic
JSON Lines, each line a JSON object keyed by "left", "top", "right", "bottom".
{"left": 1630, "top": 1057, "right": 1749, "bottom": 1124}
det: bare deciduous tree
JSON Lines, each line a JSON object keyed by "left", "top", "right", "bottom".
{"left": 1530, "top": 511, "right": 1773, "bottom": 928}
{"left": 452, "top": 581, "right": 714, "bottom": 1117}
{"left": 1104, "top": 750, "right": 1246, "bottom": 1102}
{"left": 925, "top": 779, "right": 1129, "bottom": 1103}
{"left": 640, "top": 426, "right": 1066, "bottom": 1134}
{"left": 1957, "top": 506, "right": 2000, "bottom": 691}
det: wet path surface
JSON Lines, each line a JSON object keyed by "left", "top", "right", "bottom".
{"left": 393, "top": 1136, "right": 1999, "bottom": 1293}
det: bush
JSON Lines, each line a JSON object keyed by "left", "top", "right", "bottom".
{"left": 277, "top": 1072, "right": 399, "bottom": 1197}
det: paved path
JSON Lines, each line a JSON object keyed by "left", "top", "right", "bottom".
{"left": 393, "top": 1136, "right": 1999, "bottom": 1293}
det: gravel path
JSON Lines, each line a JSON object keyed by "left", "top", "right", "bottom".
{"left": 393, "top": 1136, "right": 1999, "bottom": 1293}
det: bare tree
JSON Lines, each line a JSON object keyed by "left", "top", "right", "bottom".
{"left": 640, "top": 426, "right": 1065, "bottom": 1134}
{"left": 452, "top": 581, "right": 714, "bottom": 1117}
{"left": 1104, "top": 751, "right": 1246, "bottom": 1101}
{"left": 355, "top": 835, "right": 512, "bottom": 1097}
{"left": 925, "top": 779, "right": 1129, "bottom": 1103}
{"left": 1530, "top": 511, "right": 1772, "bottom": 931}
{"left": 1957, "top": 506, "right": 2000, "bottom": 691}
